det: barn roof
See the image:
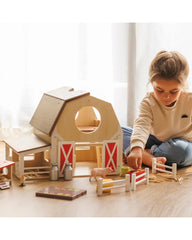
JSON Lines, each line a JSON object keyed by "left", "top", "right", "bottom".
{"left": 30, "top": 87, "right": 90, "bottom": 136}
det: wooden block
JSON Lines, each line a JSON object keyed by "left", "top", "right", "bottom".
{"left": 120, "top": 166, "right": 130, "bottom": 177}
{"left": 36, "top": 186, "right": 87, "bottom": 200}
{"left": 96, "top": 178, "right": 114, "bottom": 193}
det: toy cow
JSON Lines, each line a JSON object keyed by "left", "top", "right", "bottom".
{"left": 89, "top": 167, "right": 113, "bottom": 182}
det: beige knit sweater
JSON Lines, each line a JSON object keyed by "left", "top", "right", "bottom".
{"left": 131, "top": 91, "right": 192, "bottom": 150}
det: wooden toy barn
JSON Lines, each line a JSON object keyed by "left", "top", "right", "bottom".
{"left": 4, "top": 86, "right": 123, "bottom": 179}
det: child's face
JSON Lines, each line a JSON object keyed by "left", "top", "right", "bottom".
{"left": 153, "top": 78, "right": 183, "bottom": 107}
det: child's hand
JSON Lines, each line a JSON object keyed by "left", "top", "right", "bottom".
{"left": 127, "top": 147, "right": 142, "bottom": 169}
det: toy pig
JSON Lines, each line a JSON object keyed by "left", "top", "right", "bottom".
{"left": 89, "top": 167, "right": 113, "bottom": 182}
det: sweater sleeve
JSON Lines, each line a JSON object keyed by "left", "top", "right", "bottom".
{"left": 130, "top": 95, "right": 153, "bottom": 150}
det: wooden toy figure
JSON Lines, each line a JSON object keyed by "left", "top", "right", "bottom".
{"left": 89, "top": 167, "right": 113, "bottom": 181}
{"left": 19, "top": 175, "right": 26, "bottom": 187}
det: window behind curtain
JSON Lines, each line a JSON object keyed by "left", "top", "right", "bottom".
{"left": 0, "top": 23, "right": 129, "bottom": 129}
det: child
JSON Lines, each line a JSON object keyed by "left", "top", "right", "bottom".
{"left": 122, "top": 50, "right": 192, "bottom": 170}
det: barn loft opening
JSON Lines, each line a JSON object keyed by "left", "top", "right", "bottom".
{"left": 75, "top": 106, "right": 101, "bottom": 134}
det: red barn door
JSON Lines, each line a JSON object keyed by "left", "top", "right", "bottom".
{"left": 103, "top": 140, "right": 118, "bottom": 173}
{"left": 58, "top": 141, "right": 75, "bottom": 177}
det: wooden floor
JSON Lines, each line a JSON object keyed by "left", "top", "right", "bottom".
{"left": 74, "top": 161, "right": 97, "bottom": 176}
{"left": 1, "top": 141, "right": 192, "bottom": 217}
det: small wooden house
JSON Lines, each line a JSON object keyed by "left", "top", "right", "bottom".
{"left": 30, "top": 86, "right": 123, "bottom": 177}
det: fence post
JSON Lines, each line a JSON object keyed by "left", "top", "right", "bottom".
{"left": 172, "top": 163, "right": 177, "bottom": 179}
{"left": 97, "top": 178, "right": 103, "bottom": 196}
{"left": 131, "top": 173, "right": 136, "bottom": 191}
{"left": 152, "top": 158, "right": 156, "bottom": 174}
{"left": 145, "top": 168, "right": 149, "bottom": 185}
{"left": 125, "top": 174, "right": 131, "bottom": 192}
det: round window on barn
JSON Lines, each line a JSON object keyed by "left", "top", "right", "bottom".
{"left": 75, "top": 106, "right": 101, "bottom": 133}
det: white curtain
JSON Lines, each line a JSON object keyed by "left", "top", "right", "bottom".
{"left": 128, "top": 23, "right": 192, "bottom": 125}
{"left": 1, "top": 23, "right": 192, "bottom": 134}
{"left": 0, "top": 23, "right": 129, "bottom": 133}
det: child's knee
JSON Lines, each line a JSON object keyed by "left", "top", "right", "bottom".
{"left": 121, "top": 126, "right": 133, "bottom": 152}
{"left": 151, "top": 139, "right": 192, "bottom": 167}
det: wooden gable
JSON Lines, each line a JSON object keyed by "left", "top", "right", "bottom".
{"left": 56, "top": 94, "right": 121, "bottom": 142}
{"left": 30, "top": 87, "right": 90, "bottom": 136}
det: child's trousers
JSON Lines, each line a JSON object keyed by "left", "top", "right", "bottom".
{"left": 122, "top": 126, "right": 192, "bottom": 168}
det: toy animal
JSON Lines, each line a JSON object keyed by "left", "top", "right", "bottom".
{"left": 89, "top": 167, "right": 113, "bottom": 181}
{"left": 19, "top": 175, "right": 26, "bottom": 187}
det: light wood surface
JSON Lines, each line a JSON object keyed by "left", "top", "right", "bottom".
{"left": 30, "top": 87, "right": 90, "bottom": 135}
{"left": 3, "top": 133, "right": 50, "bottom": 153}
{"left": 56, "top": 94, "right": 121, "bottom": 143}
{"left": 30, "top": 94, "right": 65, "bottom": 135}
{"left": 3, "top": 133, "right": 51, "bottom": 179}
{"left": 46, "top": 87, "right": 89, "bottom": 101}
{"left": 1, "top": 140, "right": 192, "bottom": 217}
{"left": 74, "top": 161, "right": 97, "bottom": 176}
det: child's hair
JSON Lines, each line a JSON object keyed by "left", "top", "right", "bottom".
{"left": 149, "top": 50, "right": 189, "bottom": 87}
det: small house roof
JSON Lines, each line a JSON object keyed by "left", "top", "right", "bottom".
{"left": 30, "top": 87, "right": 90, "bottom": 136}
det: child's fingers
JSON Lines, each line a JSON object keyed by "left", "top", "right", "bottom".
{"left": 127, "top": 156, "right": 137, "bottom": 169}
{"left": 137, "top": 158, "right": 142, "bottom": 169}
{"left": 161, "top": 157, "right": 167, "bottom": 164}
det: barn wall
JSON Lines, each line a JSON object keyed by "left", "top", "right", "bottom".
{"left": 56, "top": 95, "right": 121, "bottom": 142}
